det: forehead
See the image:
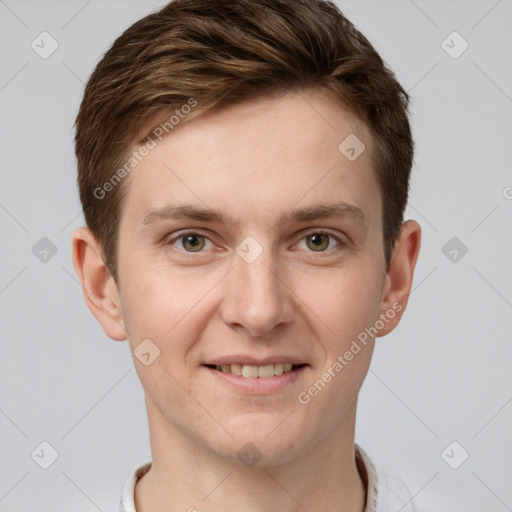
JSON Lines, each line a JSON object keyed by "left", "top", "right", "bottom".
{"left": 121, "top": 90, "right": 379, "bottom": 231}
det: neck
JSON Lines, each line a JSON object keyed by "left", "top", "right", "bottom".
{"left": 135, "top": 399, "right": 366, "bottom": 512}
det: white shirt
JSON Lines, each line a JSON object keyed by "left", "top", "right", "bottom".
{"left": 119, "top": 444, "right": 416, "bottom": 512}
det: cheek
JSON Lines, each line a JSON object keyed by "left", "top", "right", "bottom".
{"left": 296, "top": 262, "right": 383, "bottom": 343}
{"left": 120, "top": 260, "right": 225, "bottom": 345}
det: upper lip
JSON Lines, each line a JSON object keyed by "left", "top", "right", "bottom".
{"left": 204, "top": 355, "right": 308, "bottom": 366}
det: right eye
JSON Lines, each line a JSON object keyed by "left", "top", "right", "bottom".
{"left": 168, "top": 231, "right": 215, "bottom": 253}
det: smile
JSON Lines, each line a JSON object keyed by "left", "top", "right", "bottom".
{"left": 205, "top": 363, "right": 305, "bottom": 378}
{"left": 202, "top": 362, "right": 308, "bottom": 395}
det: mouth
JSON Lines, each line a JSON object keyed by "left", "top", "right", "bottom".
{"left": 203, "top": 363, "right": 307, "bottom": 378}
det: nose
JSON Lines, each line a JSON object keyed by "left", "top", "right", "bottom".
{"left": 219, "top": 243, "right": 294, "bottom": 337}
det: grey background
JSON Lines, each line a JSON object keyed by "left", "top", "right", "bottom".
{"left": 1, "top": 0, "right": 511, "bottom": 510}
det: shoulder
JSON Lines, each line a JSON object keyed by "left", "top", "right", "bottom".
{"left": 355, "top": 444, "right": 416, "bottom": 512}
{"left": 119, "top": 461, "right": 152, "bottom": 512}
{"left": 374, "top": 464, "right": 416, "bottom": 512}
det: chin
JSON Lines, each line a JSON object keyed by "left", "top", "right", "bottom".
{"left": 214, "top": 418, "right": 306, "bottom": 468}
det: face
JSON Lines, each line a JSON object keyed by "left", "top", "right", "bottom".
{"left": 113, "top": 91, "right": 393, "bottom": 465}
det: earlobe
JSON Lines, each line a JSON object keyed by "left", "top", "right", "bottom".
{"left": 71, "top": 227, "right": 127, "bottom": 341}
{"left": 377, "top": 220, "right": 421, "bottom": 337}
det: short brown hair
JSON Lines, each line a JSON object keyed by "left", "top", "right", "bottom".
{"left": 75, "top": 0, "right": 413, "bottom": 281}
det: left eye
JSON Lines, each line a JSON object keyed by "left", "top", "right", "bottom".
{"left": 298, "top": 232, "right": 341, "bottom": 252}
{"left": 171, "top": 233, "right": 213, "bottom": 252}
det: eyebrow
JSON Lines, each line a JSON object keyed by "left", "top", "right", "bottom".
{"left": 138, "top": 201, "right": 367, "bottom": 231}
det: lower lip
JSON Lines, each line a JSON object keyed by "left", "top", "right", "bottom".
{"left": 202, "top": 365, "right": 308, "bottom": 395}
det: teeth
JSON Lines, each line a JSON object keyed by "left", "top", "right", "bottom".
{"left": 230, "top": 363, "right": 242, "bottom": 376}
{"left": 257, "top": 364, "right": 274, "bottom": 378}
{"left": 213, "top": 363, "right": 300, "bottom": 377}
{"left": 242, "top": 365, "right": 259, "bottom": 378}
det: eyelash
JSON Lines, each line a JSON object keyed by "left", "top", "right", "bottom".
{"left": 166, "top": 229, "right": 344, "bottom": 256}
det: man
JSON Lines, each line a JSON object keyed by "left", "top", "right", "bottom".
{"left": 72, "top": 1, "right": 421, "bottom": 510}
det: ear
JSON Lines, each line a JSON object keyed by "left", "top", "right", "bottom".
{"left": 376, "top": 219, "right": 421, "bottom": 337}
{"left": 71, "top": 226, "right": 127, "bottom": 341}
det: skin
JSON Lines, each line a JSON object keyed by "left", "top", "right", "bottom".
{"left": 72, "top": 89, "right": 421, "bottom": 512}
